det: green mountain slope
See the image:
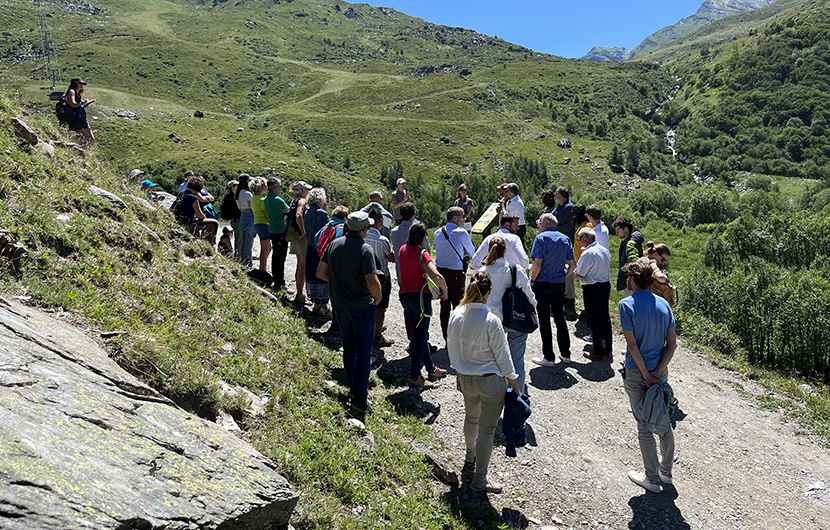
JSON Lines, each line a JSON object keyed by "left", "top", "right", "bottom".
{"left": 670, "top": 0, "right": 830, "bottom": 181}
{"left": 2, "top": 0, "right": 681, "bottom": 226}
{"left": 640, "top": 0, "right": 813, "bottom": 63}
{"left": 631, "top": 0, "right": 780, "bottom": 57}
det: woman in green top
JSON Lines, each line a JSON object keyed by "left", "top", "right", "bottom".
{"left": 250, "top": 177, "right": 271, "bottom": 272}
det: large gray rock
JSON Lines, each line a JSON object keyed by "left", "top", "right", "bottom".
{"left": 11, "top": 117, "right": 38, "bottom": 145}
{"left": 0, "top": 297, "right": 299, "bottom": 529}
{"left": 87, "top": 185, "right": 128, "bottom": 209}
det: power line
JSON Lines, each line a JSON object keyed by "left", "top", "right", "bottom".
{"left": 35, "top": 0, "right": 61, "bottom": 89}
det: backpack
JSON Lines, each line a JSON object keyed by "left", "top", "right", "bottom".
{"left": 284, "top": 198, "right": 301, "bottom": 242}
{"left": 55, "top": 97, "right": 76, "bottom": 124}
{"left": 171, "top": 191, "right": 187, "bottom": 223}
{"left": 316, "top": 220, "right": 340, "bottom": 258}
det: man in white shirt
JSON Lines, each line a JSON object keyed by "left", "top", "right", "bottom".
{"left": 503, "top": 183, "right": 526, "bottom": 244}
{"left": 586, "top": 204, "right": 609, "bottom": 250}
{"left": 365, "top": 209, "right": 395, "bottom": 348}
{"left": 472, "top": 214, "right": 529, "bottom": 270}
{"left": 435, "top": 206, "right": 476, "bottom": 340}
{"left": 573, "top": 227, "right": 613, "bottom": 361}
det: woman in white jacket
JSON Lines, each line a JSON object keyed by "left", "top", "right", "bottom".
{"left": 447, "top": 270, "right": 520, "bottom": 494}
{"left": 480, "top": 236, "right": 537, "bottom": 395}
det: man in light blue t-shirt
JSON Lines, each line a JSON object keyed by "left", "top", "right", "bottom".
{"left": 619, "top": 257, "right": 677, "bottom": 494}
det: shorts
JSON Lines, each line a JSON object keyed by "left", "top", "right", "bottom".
{"left": 290, "top": 236, "right": 308, "bottom": 255}
{"left": 254, "top": 223, "right": 271, "bottom": 241}
{"left": 377, "top": 273, "right": 392, "bottom": 309}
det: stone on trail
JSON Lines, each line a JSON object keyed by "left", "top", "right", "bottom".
{"left": 0, "top": 297, "right": 299, "bottom": 530}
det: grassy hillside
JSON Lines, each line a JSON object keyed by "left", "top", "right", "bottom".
{"left": 639, "top": 0, "right": 813, "bottom": 63}
{"left": 0, "top": 93, "right": 498, "bottom": 529}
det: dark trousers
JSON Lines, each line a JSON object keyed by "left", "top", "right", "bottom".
{"left": 516, "top": 224, "right": 527, "bottom": 249}
{"left": 438, "top": 267, "right": 467, "bottom": 340}
{"left": 533, "top": 281, "right": 571, "bottom": 361}
{"left": 400, "top": 292, "right": 435, "bottom": 380}
{"left": 334, "top": 305, "right": 376, "bottom": 409}
{"left": 582, "top": 282, "right": 613, "bottom": 357}
{"left": 270, "top": 231, "right": 288, "bottom": 288}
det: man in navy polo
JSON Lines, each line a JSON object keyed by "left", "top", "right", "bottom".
{"left": 529, "top": 213, "right": 575, "bottom": 366}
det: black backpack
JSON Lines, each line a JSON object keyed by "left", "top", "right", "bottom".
{"left": 55, "top": 97, "right": 76, "bottom": 124}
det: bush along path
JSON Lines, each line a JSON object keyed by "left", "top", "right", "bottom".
{"left": 280, "top": 249, "right": 830, "bottom": 529}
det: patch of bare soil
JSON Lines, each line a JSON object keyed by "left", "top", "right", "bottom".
{"left": 279, "top": 247, "right": 830, "bottom": 529}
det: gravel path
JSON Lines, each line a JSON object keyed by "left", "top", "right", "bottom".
{"left": 274, "top": 245, "right": 830, "bottom": 529}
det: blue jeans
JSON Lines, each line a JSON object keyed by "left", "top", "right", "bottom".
{"left": 533, "top": 281, "right": 571, "bottom": 361}
{"left": 238, "top": 210, "right": 255, "bottom": 266}
{"left": 506, "top": 328, "right": 528, "bottom": 394}
{"left": 399, "top": 292, "right": 435, "bottom": 380}
{"left": 334, "top": 305, "right": 377, "bottom": 410}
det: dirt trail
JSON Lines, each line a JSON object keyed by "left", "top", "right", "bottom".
{"left": 273, "top": 245, "right": 830, "bottom": 529}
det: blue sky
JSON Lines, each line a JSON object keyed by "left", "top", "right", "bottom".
{"left": 371, "top": 0, "right": 706, "bottom": 58}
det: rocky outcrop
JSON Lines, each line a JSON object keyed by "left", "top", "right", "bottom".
{"left": 580, "top": 46, "right": 633, "bottom": 63}
{"left": 0, "top": 297, "right": 299, "bottom": 530}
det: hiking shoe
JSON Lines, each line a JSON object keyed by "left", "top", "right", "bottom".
{"left": 582, "top": 352, "right": 606, "bottom": 361}
{"left": 628, "top": 471, "right": 661, "bottom": 493}
{"left": 531, "top": 357, "right": 556, "bottom": 368}
{"left": 374, "top": 335, "right": 394, "bottom": 347}
{"left": 409, "top": 376, "right": 434, "bottom": 389}
{"left": 659, "top": 471, "right": 673, "bottom": 485}
{"left": 349, "top": 401, "right": 374, "bottom": 414}
{"left": 471, "top": 477, "right": 503, "bottom": 494}
{"left": 427, "top": 366, "right": 448, "bottom": 380}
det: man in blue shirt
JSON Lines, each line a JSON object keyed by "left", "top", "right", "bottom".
{"left": 573, "top": 228, "right": 612, "bottom": 361}
{"left": 619, "top": 257, "right": 677, "bottom": 493}
{"left": 435, "top": 206, "right": 476, "bottom": 340}
{"left": 529, "top": 213, "right": 575, "bottom": 366}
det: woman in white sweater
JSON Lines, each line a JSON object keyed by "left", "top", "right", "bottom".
{"left": 480, "top": 236, "right": 537, "bottom": 395}
{"left": 447, "top": 270, "right": 520, "bottom": 494}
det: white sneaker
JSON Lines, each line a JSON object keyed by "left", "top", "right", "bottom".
{"left": 628, "top": 471, "right": 661, "bottom": 493}
{"left": 531, "top": 357, "right": 556, "bottom": 368}
{"left": 659, "top": 471, "right": 673, "bottom": 485}
{"left": 559, "top": 355, "right": 572, "bottom": 364}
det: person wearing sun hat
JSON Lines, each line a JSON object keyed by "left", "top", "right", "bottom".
{"left": 317, "top": 210, "right": 382, "bottom": 413}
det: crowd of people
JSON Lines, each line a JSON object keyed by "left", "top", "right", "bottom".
{"left": 131, "top": 169, "right": 679, "bottom": 495}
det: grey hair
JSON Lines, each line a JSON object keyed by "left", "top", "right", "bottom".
{"left": 307, "top": 187, "right": 327, "bottom": 206}
{"left": 267, "top": 177, "right": 282, "bottom": 192}
{"left": 540, "top": 213, "right": 558, "bottom": 228}
{"left": 578, "top": 227, "right": 596, "bottom": 241}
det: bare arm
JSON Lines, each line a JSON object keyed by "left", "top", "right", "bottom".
{"left": 564, "top": 258, "right": 576, "bottom": 278}
{"left": 295, "top": 199, "right": 306, "bottom": 238}
{"left": 622, "top": 330, "right": 660, "bottom": 386}
{"left": 651, "top": 327, "right": 677, "bottom": 377}
{"left": 530, "top": 258, "right": 542, "bottom": 282}
{"left": 192, "top": 199, "right": 205, "bottom": 220}
{"left": 316, "top": 260, "right": 329, "bottom": 282}
{"left": 391, "top": 191, "right": 410, "bottom": 209}
{"left": 424, "top": 259, "right": 449, "bottom": 301}
{"left": 366, "top": 273, "right": 382, "bottom": 303}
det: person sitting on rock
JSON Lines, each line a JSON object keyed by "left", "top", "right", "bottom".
{"left": 180, "top": 175, "right": 219, "bottom": 242}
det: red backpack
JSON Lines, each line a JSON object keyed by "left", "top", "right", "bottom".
{"left": 316, "top": 220, "right": 341, "bottom": 258}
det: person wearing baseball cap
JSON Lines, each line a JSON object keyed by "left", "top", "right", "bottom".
{"left": 317, "top": 210, "right": 382, "bottom": 413}
{"left": 63, "top": 78, "right": 94, "bottom": 145}
{"left": 140, "top": 179, "right": 161, "bottom": 202}
{"left": 391, "top": 178, "right": 410, "bottom": 225}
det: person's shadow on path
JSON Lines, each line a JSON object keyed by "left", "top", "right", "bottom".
{"left": 628, "top": 484, "right": 690, "bottom": 529}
